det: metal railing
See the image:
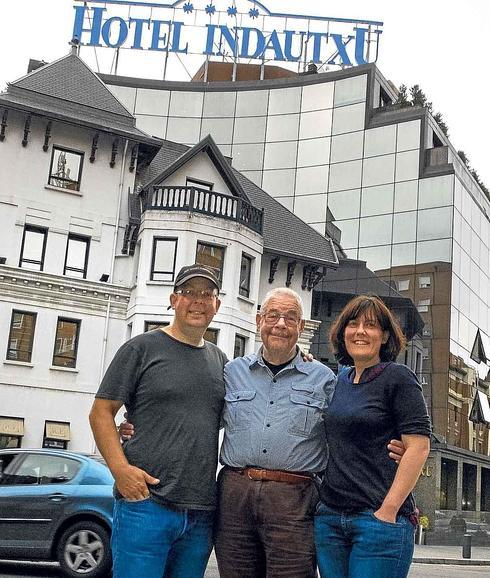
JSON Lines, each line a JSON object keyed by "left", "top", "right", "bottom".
{"left": 142, "top": 186, "right": 263, "bottom": 234}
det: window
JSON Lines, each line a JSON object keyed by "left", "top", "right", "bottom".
{"left": 151, "top": 237, "right": 178, "bottom": 281}
{"left": 462, "top": 463, "right": 477, "bottom": 511}
{"left": 64, "top": 234, "right": 90, "bottom": 278}
{"left": 186, "top": 177, "right": 213, "bottom": 191}
{"left": 53, "top": 318, "right": 80, "bottom": 368}
{"left": 48, "top": 146, "right": 83, "bottom": 191}
{"left": 43, "top": 421, "right": 71, "bottom": 450}
{"left": 419, "top": 276, "right": 431, "bottom": 288}
{"left": 0, "top": 452, "right": 79, "bottom": 485}
{"left": 234, "top": 334, "right": 247, "bottom": 358}
{"left": 0, "top": 417, "right": 24, "bottom": 450}
{"left": 204, "top": 328, "right": 218, "bottom": 345}
{"left": 6, "top": 311, "right": 36, "bottom": 362}
{"left": 239, "top": 254, "right": 252, "bottom": 298}
{"left": 440, "top": 458, "right": 457, "bottom": 509}
{"left": 19, "top": 225, "right": 47, "bottom": 271}
{"left": 144, "top": 321, "right": 169, "bottom": 332}
{"left": 196, "top": 242, "right": 225, "bottom": 283}
{"left": 417, "top": 299, "right": 431, "bottom": 313}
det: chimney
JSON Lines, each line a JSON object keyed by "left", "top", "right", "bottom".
{"left": 70, "top": 37, "right": 80, "bottom": 55}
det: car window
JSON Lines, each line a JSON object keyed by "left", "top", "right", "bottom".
{"left": 0, "top": 454, "right": 81, "bottom": 486}
{"left": 0, "top": 453, "right": 19, "bottom": 484}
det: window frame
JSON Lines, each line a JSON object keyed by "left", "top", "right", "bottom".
{"left": 234, "top": 334, "right": 247, "bottom": 359}
{"left": 150, "top": 237, "right": 178, "bottom": 282}
{"left": 19, "top": 225, "right": 48, "bottom": 271}
{"left": 63, "top": 233, "right": 90, "bottom": 279}
{"left": 239, "top": 253, "right": 253, "bottom": 298}
{"left": 195, "top": 241, "right": 225, "bottom": 284}
{"left": 6, "top": 310, "right": 37, "bottom": 363}
{"left": 204, "top": 328, "right": 219, "bottom": 345}
{"left": 144, "top": 321, "right": 169, "bottom": 332}
{"left": 48, "top": 146, "right": 84, "bottom": 192}
{"left": 52, "top": 317, "right": 81, "bottom": 369}
{"left": 186, "top": 177, "right": 214, "bottom": 191}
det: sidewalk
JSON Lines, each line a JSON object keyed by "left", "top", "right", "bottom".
{"left": 413, "top": 545, "right": 490, "bottom": 565}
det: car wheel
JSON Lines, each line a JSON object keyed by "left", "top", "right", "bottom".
{"left": 56, "top": 520, "right": 111, "bottom": 577}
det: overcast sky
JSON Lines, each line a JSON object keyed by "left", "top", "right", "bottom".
{"left": 2, "top": 0, "right": 489, "bottom": 186}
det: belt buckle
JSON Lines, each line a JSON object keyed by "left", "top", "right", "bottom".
{"left": 247, "top": 468, "right": 264, "bottom": 481}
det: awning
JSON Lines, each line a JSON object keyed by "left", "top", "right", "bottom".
{"left": 45, "top": 421, "right": 70, "bottom": 441}
{"left": 0, "top": 417, "right": 24, "bottom": 436}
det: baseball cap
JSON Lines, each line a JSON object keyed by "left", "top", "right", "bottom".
{"left": 174, "top": 264, "right": 221, "bottom": 291}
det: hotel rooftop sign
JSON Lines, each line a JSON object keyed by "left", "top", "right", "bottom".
{"left": 73, "top": 0, "right": 383, "bottom": 77}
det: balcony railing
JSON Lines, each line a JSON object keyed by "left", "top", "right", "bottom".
{"left": 142, "top": 186, "right": 263, "bottom": 234}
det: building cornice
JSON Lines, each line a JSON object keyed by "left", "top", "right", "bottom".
{"left": 0, "top": 265, "right": 130, "bottom": 317}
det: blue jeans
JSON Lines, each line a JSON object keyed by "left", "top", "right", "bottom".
{"left": 112, "top": 497, "right": 214, "bottom": 578}
{"left": 314, "top": 503, "right": 415, "bottom": 578}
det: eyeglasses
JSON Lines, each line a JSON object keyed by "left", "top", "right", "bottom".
{"left": 174, "top": 288, "right": 218, "bottom": 301}
{"left": 261, "top": 311, "right": 301, "bottom": 326}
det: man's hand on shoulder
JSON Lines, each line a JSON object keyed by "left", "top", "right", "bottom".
{"left": 113, "top": 463, "right": 160, "bottom": 501}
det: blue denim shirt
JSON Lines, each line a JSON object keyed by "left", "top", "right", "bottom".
{"left": 220, "top": 348, "right": 336, "bottom": 472}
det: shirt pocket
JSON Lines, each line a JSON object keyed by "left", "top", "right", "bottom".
{"left": 288, "top": 388, "right": 324, "bottom": 438}
{"left": 224, "top": 390, "right": 256, "bottom": 432}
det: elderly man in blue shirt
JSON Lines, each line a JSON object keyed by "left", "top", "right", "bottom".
{"left": 214, "top": 287, "right": 335, "bottom": 578}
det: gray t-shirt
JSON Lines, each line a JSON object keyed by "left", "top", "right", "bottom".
{"left": 95, "top": 330, "right": 227, "bottom": 510}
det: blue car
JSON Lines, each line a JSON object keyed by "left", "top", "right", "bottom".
{"left": 0, "top": 448, "right": 114, "bottom": 577}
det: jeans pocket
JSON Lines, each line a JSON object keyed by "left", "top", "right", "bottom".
{"left": 369, "top": 511, "right": 405, "bottom": 527}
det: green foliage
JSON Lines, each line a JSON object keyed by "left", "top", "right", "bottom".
{"left": 395, "top": 83, "right": 448, "bottom": 137}
{"left": 458, "top": 150, "right": 489, "bottom": 196}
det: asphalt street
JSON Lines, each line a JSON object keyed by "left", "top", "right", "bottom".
{"left": 0, "top": 558, "right": 489, "bottom": 578}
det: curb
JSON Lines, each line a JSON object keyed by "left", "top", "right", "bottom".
{"left": 413, "top": 558, "right": 490, "bottom": 566}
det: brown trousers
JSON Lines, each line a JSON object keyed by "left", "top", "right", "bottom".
{"left": 214, "top": 468, "right": 318, "bottom": 578}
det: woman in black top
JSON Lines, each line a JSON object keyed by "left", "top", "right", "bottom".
{"left": 315, "top": 295, "right": 431, "bottom": 578}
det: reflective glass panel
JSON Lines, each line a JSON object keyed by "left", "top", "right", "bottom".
{"left": 331, "top": 218, "right": 359, "bottom": 249}
{"left": 200, "top": 118, "right": 234, "bottom": 144}
{"left": 268, "top": 87, "right": 301, "bottom": 115}
{"left": 359, "top": 215, "right": 393, "bottom": 247}
{"left": 236, "top": 90, "right": 269, "bottom": 117}
{"left": 364, "top": 124, "right": 396, "bottom": 158}
{"left": 331, "top": 103, "right": 365, "bottom": 135}
{"left": 358, "top": 245, "right": 392, "bottom": 272}
{"left": 391, "top": 243, "right": 416, "bottom": 267}
{"left": 265, "top": 114, "right": 299, "bottom": 142}
{"left": 168, "top": 91, "right": 203, "bottom": 117}
{"left": 299, "top": 109, "right": 333, "bottom": 139}
{"left": 330, "top": 131, "right": 364, "bottom": 163}
{"left": 262, "top": 169, "right": 296, "bottom": 197}
{"left": 263, "top": 141, "right": 297, "bottom": 169}
{"left": 295, "top": 166, "right": 328, "bottom": 196}
{"left": 294, "top": 194, "right": 327, "bottom": 224}
{"left": 334, "top": 75, "right": 367, "bottom": 107}
{"left": 135, "top": 88, "right": 170, "bottom": 115}
{"left": 328, "top": 189, "right": 360, "bottom": 220}
{"left": 166, "top": 117, "right": 201, "bottom": 143}
{"left": 395, "top": 150, "right": 419, "bottom": 182}
{"left": 329, "top": 160, "right": 362, "bottom": 192}
{"left": 394, "top": 180, "right": 418, "bottom": 212}
{"left": 231, "top": 143, "right": 265, "bottom": 171}
{"left": 202, "top": 91, "right": 236, "bottom": 117}
{"left": 362, "top": 154, "right": 395, "bottom": 187}
{"left": 417, "top": 207, "right": 453, "bottom": 241}
{"left": 416, "top": 239, "right": 452, "bottom": 264}
{"left": 393, "top": 211, "right": 417, "bottom": 243}
{"left": 233, "top": 116, "right": 267, "bottom": 144}
{"left": 53, "top": 319, "right": 80, "bottom": 368}
{"left": 301, "top": 81, "right": 334, "bottom": 112}
{"left": 418, "top": 175, "right": 453, "bottom": 209}
{"left": 360, "top": 184, "right": 394, "bottom": 217}
{"left": 396, "top": 120, "right": 421, "bottom": 152}
{"left": 297, "top": 137, "right": 330, "bottom": 167}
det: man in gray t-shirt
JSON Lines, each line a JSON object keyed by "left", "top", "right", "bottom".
{"left": 89, "top": 264, "right": 226, "bottom": 578}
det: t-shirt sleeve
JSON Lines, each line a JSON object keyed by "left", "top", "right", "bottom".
{"left": 390, "top": 365, "right": 431, "bottom": 436}
{"left": 95, "top": 340, "right": 142, "bottom": 404}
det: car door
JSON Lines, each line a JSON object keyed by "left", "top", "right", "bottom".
{"left": 0, "top": 452, "right": 81, "bottom": 559}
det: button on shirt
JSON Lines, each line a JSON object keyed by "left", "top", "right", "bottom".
{"left": 220, "top": 349, "right": 336, "bottom": 472}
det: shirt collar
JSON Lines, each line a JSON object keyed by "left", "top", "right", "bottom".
{"left": 249, "top": 346, "right": 312, "bottom": 375}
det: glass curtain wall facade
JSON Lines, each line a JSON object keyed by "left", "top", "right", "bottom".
{"left": 108, "top": 65, "right": 490, "bottom": 533}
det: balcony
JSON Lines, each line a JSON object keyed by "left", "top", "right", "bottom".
{"left": 142, "top": 186, "right": 263, "bottom": 235}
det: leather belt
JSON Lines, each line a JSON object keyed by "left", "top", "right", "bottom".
{"left": 228, "top": 467, "right": 312, "bottom": 484}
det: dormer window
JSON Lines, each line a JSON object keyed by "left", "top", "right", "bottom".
{"left": 49, "top": 147, "right": 84, "bottom": 191}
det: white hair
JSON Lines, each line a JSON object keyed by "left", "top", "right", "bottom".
{"left": 260, "top": 287, "right": 304, "bottom": 318}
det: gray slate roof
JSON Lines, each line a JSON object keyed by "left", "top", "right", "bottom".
{"left": 13, "top": 53, "right": 133, "bottom": 119}
{"left": 0, "top": 53, "right": 161, "bottom": 147}
{"left": 140, "top": 139, "right": 338, "bottom": 268}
